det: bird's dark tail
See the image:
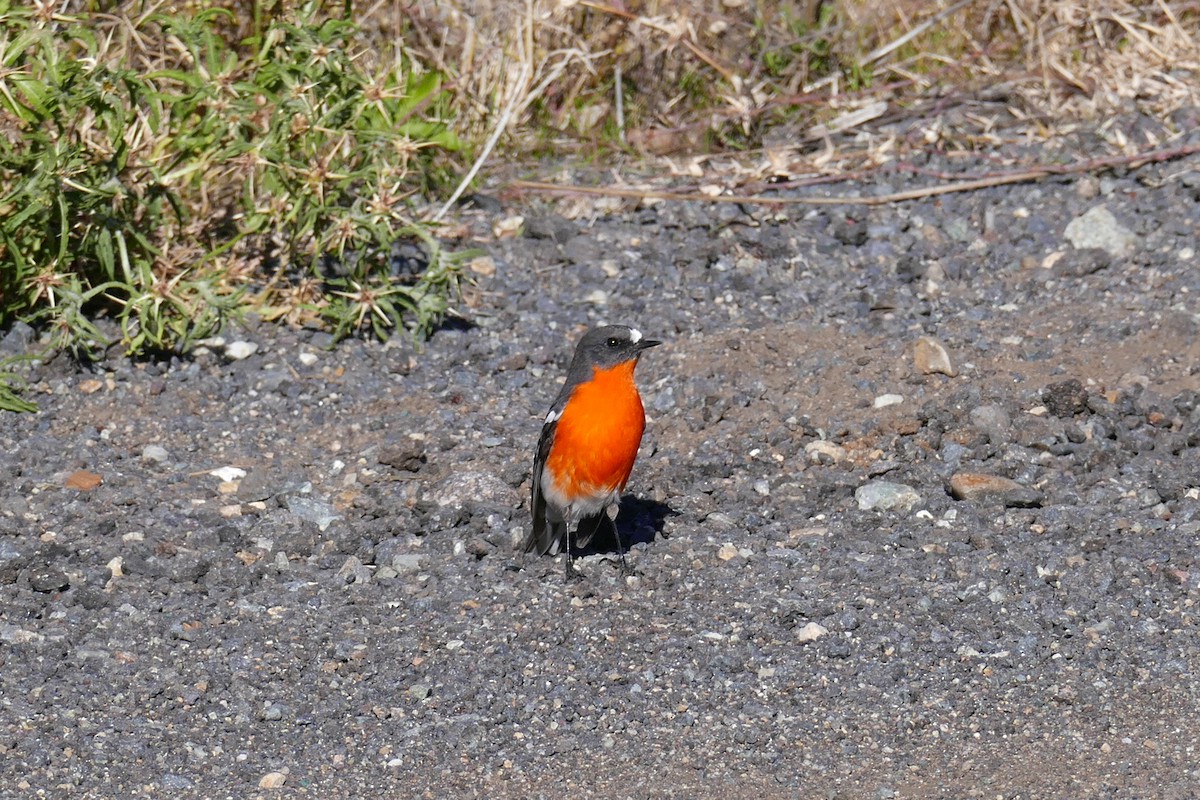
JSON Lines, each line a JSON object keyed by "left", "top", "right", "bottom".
{"left": 522, "top": 505, "right": 616, "bottom": 557}
{"left": 524, "top": 484, "right": 565, "bottom": 555}
{"left": 572, "top": 511, "right": 616, "bottom": 550}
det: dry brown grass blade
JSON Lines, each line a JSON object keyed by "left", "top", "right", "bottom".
{"left": 578, "top": 0, "right": 737, "bottom": 82}
{"left": 434, "top": 61, "right": 532, "bottom": 221}
{"left": 509, "top": 141, "right": 1200, "bottom": 207}
{"left": 392, "top": 0, "right": 1200, "bottom": 166}
{"left": 804, "top": 0, "right": 976, "bottom": 93}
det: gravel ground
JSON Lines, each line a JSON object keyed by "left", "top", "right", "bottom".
{"left": 3, "top": 133, "right": 1200, "bottom": 799}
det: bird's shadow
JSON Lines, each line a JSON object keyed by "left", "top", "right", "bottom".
{"left": 577, "top": 494, "right": 676, "bottom": 556}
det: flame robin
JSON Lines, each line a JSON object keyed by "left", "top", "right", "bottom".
{"left": 523, "top": 325, "right": 661, "bottom": 576}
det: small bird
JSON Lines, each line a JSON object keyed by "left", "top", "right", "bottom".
{"left": 524, "top": 325, "right": 661, "bottom": 577}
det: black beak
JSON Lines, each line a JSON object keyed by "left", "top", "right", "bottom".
{"left": 637, "top": 339, "right": 662, "bottom": 350}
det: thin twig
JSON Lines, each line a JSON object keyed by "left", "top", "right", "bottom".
{"left": 509, "top": 142, "right": 1200, "bottom": 207}
{"left": 615, "top": 62, "right": 625, "bottom": 144}
{"left": 434, "top": 62, "right": 532, "bottom": 222}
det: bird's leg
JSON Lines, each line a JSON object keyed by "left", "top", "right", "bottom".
{"left": 614, "top": 533, "right": 629, "bottom": 575}
{"left": 610, "top": 505, "right": 630, "bottom": 575}
{"left": 564, "top": 512, "right": 580, "bottom": 581}
{"left": 564, "top": 525, "right": 574, "bottom": 580}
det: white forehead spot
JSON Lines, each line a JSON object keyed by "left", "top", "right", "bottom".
{"left": 545, "top": 408, "right": 561, "bottom": 424}
{"left": 629, "top": 328, "right": 642, "bottom": 344}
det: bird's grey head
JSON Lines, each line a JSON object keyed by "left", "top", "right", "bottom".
{"left": 569, "top": 325, "right": 662, "bottom": 372}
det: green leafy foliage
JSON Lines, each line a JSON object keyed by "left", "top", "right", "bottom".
{"left": 0, "top": 353, "right": 36, "bottom": 413}
{"left": 0, "top": 1, "right": 463, "bottom": 410}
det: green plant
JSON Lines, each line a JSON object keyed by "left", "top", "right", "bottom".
{"left": 0, "top": 4, "right": 243, "bottom": 358}
{"left": 759, "top": 4, "right": 838, "bottom": 84}
{"left": 0, "top": 1, "right": 465, "bottom": 410}
{"left": 0, "top": 353, "right": 36, "bottom": 413}
{"left": 211, "top": 5, "right": 464, "bottom": 336}
{"left": 321, "top": 225, "right": 470, "bottom": 342}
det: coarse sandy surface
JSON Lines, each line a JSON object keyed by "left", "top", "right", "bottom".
{"left": 2, "top": 132, "right": 1200, "bottom": 798}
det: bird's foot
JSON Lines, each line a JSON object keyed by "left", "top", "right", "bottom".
{"left": 564, "top": 556, "right": 584, "bottom": 582}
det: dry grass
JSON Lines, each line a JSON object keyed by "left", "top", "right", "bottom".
{"left": 389, "top": 0, "right": 1199, "bottom": 165}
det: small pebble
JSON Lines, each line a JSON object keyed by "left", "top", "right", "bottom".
{"left": 805, "top": 440, "right": 847, "bottom": 463}
{"left": 796, "top": 622, "right": 829, "bottom": 643}
{"left": 30, "top": 569, "right": 70, "bottom": 593}
{"left": 914, "top": 336, "right": 955, "bottom": 377}
{"left": 210, "top": 466, "right": 247, "bottom": 482}
{"left": 141, "top": 445, "right": 169, "bottom": 464}
{"left": 225, "top": 340, "right": 259, "bottom": 360}
{"left": 391, "top": 554, "right": 425, "bottom": 573}
{"left": 948, "top": 472, "right": 1043, "bottom": 507}
{"left": 855, "top": 481, "right": 921, "bottom": 512}
{"left": 1064, "top": 205, "right": 1135, "bottom": 256}
{"left": 64, "top": 470, "right": 103, "bottom": 491}
{"left": 258, "top": 772, "right": 287, "bottom": 789}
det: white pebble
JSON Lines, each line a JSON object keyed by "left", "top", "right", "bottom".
{"left": 805, "top": 440, "right": 846, "bottom": 463}
{"left": 796, "top": 622, "right": 829, "bottom": 643}
{"left": 258, "top": 771, "right": 287, "bottom": 789}
{"left": 210, "top": 466, "right": 247, "bottom": 482}
{"left": 855, "top": 480, "right": 922, "bottom": 512}
{"left": 225, "top": 340, "right": 259, "bottom": 360}
{"left": 141, "top": 444, "right": 169, "bottom": 464}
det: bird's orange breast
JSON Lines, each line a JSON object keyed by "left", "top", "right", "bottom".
{"left": 547, "top": 361, "right": 646, "bottom": 499}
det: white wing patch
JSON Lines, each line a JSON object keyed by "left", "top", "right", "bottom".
{"left": 629, "top": 328, "right": 642, "bottom": 344}
{"left": 545, "top": 408, "right": 561, "bottom": 424}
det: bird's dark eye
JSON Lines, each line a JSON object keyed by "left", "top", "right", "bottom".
{"left": 606, "top": 337, "right": 620, "bottom": 348}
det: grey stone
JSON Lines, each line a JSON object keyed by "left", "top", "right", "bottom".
{"left": 390, "top": 554, "right": 424, "bottom": 573}
{"left": 237, "top": 470, "right": 281, "bottom": 502}
{"left": 855, "top": 481, "right": 921, "bottom": 512}
{"left": 431, "top": 470, "right": 517, "bottom": 508}
{"left": 29, "top": 568, "right": 69, "bottom": 593}
{"left": 283, "top": 495, "right": 342, "bottom": 532}
{"left": 379, "top": 440, "right": 427, "bottom": 472}
{"left": 141, "top": 444, "right": 170, "bottom": 464}
{"left": 969, "top": 404, "right": 1012, "bottom": 444}
{"left": 524, "top": 214, "right": 576, "bottom": 243}
{"left": 1064, "top": 205, "right": 1135, "bottom": 256}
